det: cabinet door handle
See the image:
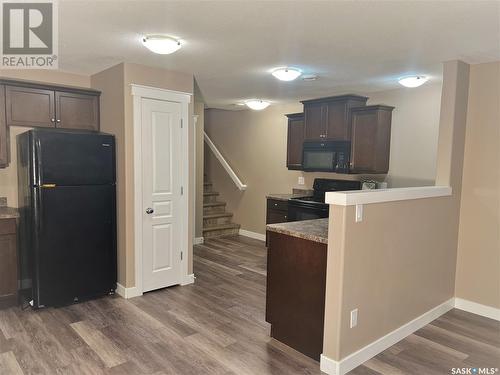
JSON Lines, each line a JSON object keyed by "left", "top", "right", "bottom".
{"left": 56, "top": 119, "right": 61, "bottom": 123}
{"left": 51, "top": 118, "right": 55, "bottom": 122}
{"left": 274, "top": 203, "right": 278, "bottom": 207}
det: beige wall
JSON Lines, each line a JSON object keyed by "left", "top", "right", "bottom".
{"left": 205, "top": 84, "right": 443, "bottom": 235}
{"left": 325, "top": 197, "right": 458, "bottom": 359}
{"left": 90, "top": 63, "right": 126, "bottom": 287}
{"left": 367, "top": 83, "right": 442, "bottom": 187}
{"left": 91, "top": 63, "right": 194, "bottom": 287}
{"left": 455, "top": 62, "right": 500, "bottom": 309}
{"left": 0, "top": 70, "right": 91, "bottom": 207}
{"left": 323, "top": 61, "right": 470, "bottom": 361}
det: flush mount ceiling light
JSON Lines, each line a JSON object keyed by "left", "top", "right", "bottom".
{"left": 398, "top": 75, "right": 429, "bottom": 88}
{"left": 142, "top": 35, "right": 181, "bottom": 54}
{"left": 245, "top": 99, "right": 270, "bottom": 110}
{"left": 271, "top": 67, "right": 302, "bottom": 81}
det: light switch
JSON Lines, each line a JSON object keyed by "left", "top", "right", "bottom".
{"left": 350, "top": 308, "right": 358, "bottom": 328}
{"left": 355, "top": 204, "right": 363, "bottom": 222}
{"left": 298, "top": 176, "right": 305, "bottom": 185}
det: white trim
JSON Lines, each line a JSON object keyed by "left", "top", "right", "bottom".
{"left": 194, "top": 237, "right": 204, "bottom": 245}
{"left": 320, "top": 298, "right": 455, "bottom": 375}
{"left": 455, "top": 298, "right": 500, "bottom": 321}
{"left": 116, "top": 283, "right": 142, "bottom": 299}
{"left": 239, "top": 229, "right": 266, "bottom": 242}
{"left": 131, "top": 84, "right": 192, "bottom": 104}
{"left": 181, "top": 274, "right": 196, "bottom": 286}
{"left": 132, "top": 84, "right": 192, "bottom": 295}
{"left": 325, "top": 186, "right": 452, "bottom": 206}
{"left": 320, "top": 354, "right": 340, "bottom": 375}
{"left": 204, "top": 131, "right": 247, "bottom": 191}
{"left": 193, "top": 115, "right": 199, "bottom": 249}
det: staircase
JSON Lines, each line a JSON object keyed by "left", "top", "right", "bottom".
{"left": 203, "top": 181, "right": 240, "bottom": 238}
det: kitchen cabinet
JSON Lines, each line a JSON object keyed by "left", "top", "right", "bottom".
{"left": 286, "top": 113, "right": 304, "bottom": 170}
{"left": 266, "top": 198, "right": 289, "bottom": 245}
{"left": 55, "top": 91, "right": 99, "bottom": 131}
{"left": 5, "top": 85, "right": 56, "bottom": 128}
{"left": 4, "top": 81, "right": 100, "bottom": 131}
{"left": 0, "top": 86, "right": 8, "bottom": 167}
{"left": 266, "top": 230, "right": 327, "bottom": 360}
{"left": 0, "top": 79, "right": 101, "bottom": 168}
{"left": 0, "top": 218, "right": 17, "bottom": 309}
{"left": 350, "top": 105, "right": 394, "bottom": 174}
{"left": 301, "top": 94, "right": 368, "bottom": 141}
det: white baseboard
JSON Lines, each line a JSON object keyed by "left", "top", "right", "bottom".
{"left": 193, "top": 237, "right": 204, "bottom": 245}
{"left": 454, "top": 297, "right": 500, "bottom": 321}
{"left": 181, "top": 273, "right": 196, "bottom": 286}
{"left": 239, "top": 229, "right": 266, "bottom": 241}
{"left": 320, "top": 298, "right": 455, "bottom": 375}
{"left": 116, "top": 283, "right": 142, "bottom": 299}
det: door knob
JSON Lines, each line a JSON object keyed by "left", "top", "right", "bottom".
{"left": 146, "top": 208, "right": 154, "bottom": 214}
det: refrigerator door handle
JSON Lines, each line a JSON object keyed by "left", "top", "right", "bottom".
{"left": 34, "top": 138, "right": 42, "bottom": 186}
{"left": 34, "top": 187, "right": 43, "bottom": 232}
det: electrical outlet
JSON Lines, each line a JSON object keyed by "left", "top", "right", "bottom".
{"left": 298, "top": 176, "right": 305, "bottom": 185}
{"left": 350, "top": 308, "right": 358, "bottom": 328}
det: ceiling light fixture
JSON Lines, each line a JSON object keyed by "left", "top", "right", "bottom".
{"left": 245, "top": 99, "right": 270, "bottom": 110}
{"left": 398, "top": 75, "right": 429, "bottom": 88}
{"left": 142, "top": 35, "right": 181, "bottom": 54}
{"left": 272, "top": 67, "right": 302, "bottom": 81}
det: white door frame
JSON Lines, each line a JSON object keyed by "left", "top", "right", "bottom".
{"left": 131, "top": 84, "right": 192, "bottom": 297}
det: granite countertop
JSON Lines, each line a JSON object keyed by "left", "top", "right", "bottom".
{"left": 0, "top": 206, "right": 19, "bottom": 219}
{"left": 266, "top": 218, "right": 328, "bottom": 244}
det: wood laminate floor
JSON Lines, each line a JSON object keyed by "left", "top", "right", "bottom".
{"left": 0, "top": 235, "right": 498, "bottom": 374}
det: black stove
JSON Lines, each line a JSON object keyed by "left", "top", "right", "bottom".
{"left": 287, "top": 179, "right": 361, "bottom": 222}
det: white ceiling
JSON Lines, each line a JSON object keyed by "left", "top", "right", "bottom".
{"left": 59, "top": 1, "right": 500, "bottom": 108}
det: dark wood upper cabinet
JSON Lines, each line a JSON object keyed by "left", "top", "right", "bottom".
{"left": 286, "top": 113, "right": 304, "bottom": 170}
{"left": 0, "top": 79, "right": 101, "bottom": 168}
{"left": 350, "top": 105, "right": 394, "bottom": 174}
{"left": 301, "top": 94, "right": 368, "bottom": 141}
{"left": 55, "top": 91, "right": 99, "bottom": 131}
{"left": 5, "top": 85, "right": 56, "bottom": 128}
{"left": 303, "top": 103, "right": 326, "bottom": 140}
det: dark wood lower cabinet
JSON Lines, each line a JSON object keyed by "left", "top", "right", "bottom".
{"left": 265, "top": 198, "right": 289, "bottom": 245}
{"left": 0, "top": 218, "right": 18, "bottom": 309}
{"left": 265, "top": 231, "right": 327, "bottom": 360}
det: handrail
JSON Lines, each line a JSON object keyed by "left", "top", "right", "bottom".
{"left": 204, "top": 131, "right": 247, "bottom": 191}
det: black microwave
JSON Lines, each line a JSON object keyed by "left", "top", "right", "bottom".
{"left": 302, "top": 140, "right": 351, "bottom": 172}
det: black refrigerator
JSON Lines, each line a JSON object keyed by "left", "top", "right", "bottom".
{"left": 17, "top": 129, "right": 117, "bottom": 308}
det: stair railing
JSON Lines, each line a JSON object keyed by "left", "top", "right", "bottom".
{"left": 204, "top": 131, "right": 247, "bottom": 191}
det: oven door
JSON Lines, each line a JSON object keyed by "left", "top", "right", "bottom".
{"left": 287, "top": 200, "right": 329, "bottom": 222}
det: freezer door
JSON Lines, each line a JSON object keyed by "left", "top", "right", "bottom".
{"left": 34, "top": 130, "right": 115, "bottom": 186}
{"left": 34, "top": 185, "right": 116, "bottom": 307}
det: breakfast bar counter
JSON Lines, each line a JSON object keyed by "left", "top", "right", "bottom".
{"left": 266, "top": 218, "right": 328, "bottom": 244}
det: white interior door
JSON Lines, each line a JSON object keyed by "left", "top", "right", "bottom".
{"left": 141, "top": 97, "right": 182, "bottom": 292}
